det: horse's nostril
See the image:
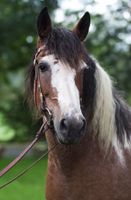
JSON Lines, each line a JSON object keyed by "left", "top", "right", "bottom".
{"left": 81, "top": 118, "right": 86, "bottom": 131}
{"left": 60, "top": 118, "right": 68, "bottom": 130}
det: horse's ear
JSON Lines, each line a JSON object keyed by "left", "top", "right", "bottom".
{"left": 73, "top": 12, "right": 90, "bottom": 41}
{"left": 37, "top": 7, "right": 52, "bottom": 40}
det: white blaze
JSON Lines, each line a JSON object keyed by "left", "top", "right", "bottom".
{"left": 40, "top": 55, "right": 82, "bottom": 117}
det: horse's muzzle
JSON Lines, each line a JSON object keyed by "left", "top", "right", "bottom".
{"left": 56, "top": 115, "right": 86, "bottom": 144}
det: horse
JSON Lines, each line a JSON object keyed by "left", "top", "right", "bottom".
{"left": 27, "top": 7, "right": 131, "bottom": 200}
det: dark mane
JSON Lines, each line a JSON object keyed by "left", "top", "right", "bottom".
{"left": 114, "top": 89, "right": 131, "bottom": 145}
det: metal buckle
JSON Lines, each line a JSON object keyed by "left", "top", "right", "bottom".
{"left": 41, "top": 106, "right": 53, "bottom": 128}
{"left": 44, "top": 107, "right": 52, "bottom": 119}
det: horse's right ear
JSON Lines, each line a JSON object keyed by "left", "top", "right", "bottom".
{"left": 37, "top": 7, "right": 52, "bottom": 40}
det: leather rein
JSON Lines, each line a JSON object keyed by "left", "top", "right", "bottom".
{"left": 0, "top": 49, "right": 56, "bottom": 189}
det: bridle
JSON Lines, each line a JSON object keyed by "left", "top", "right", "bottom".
{"left": 0, "top": 48, "right": 56, "bottom": 189}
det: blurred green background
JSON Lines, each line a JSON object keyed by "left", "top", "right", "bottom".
{"left": 0, "top": 0, "right": 131, "bottom": 199}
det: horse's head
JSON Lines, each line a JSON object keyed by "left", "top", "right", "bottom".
{"left": 32, "top": 8, "right": 92, "bottom": 145}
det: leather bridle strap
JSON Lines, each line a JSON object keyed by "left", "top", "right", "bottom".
{"left": 0, "top": 143, "right": 57, "bottom": 189}
{"left": 0, "top": 121, "right": 48, "bottom": 178}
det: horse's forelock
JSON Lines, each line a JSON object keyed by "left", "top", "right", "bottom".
{"left": 42, "top": 28, "right": 86, "bottom": 69}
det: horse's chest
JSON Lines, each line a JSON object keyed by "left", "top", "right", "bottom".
{"left": 46, "top": 157, "right": 131, "bottom": 200}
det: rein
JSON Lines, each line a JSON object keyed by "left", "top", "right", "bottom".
{"left": 0, "top": 100, "right": 54, "bottom": 190}
{"left": 0, "top": 114, "right": 56, "bottom": 189}
{"left": 0, "top": 121, "right": 47, "bottom": 178}
{"left": 0, "top": 143, "right": 57, "bottom": 190}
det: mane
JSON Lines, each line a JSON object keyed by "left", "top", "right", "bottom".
{"left": 92, "top": 58, "right": 131, "bottom": 160}
{"left": 26, "top": 27, "right": 131, "bottom": 160}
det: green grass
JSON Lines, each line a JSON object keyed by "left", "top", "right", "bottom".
{"left": 0, "top": 157, "right": 48, "bottom": 200}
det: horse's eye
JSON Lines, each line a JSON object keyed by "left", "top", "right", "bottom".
{"left": 39, "top": 62, "right": 50, "bottom": 72}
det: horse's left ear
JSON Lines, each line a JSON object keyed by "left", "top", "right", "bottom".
{"left": 73, "top": 12, "right": 90, "bottom": 41}
{"left": 37, "top": 7, "right": 52, "bottom": 40}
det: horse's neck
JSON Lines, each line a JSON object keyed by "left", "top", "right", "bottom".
{"left": 45, "top": 130, "right": 106, "bottom": 176}
{"left": 45, "top": 131, "right": 131, "bottom": 200}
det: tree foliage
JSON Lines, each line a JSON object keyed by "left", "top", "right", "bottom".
{"left": 87, "top": 0, "right": 131, "bottom": 100}
{"left": 0, "top": 0, "right": 58, "bottom": 141}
